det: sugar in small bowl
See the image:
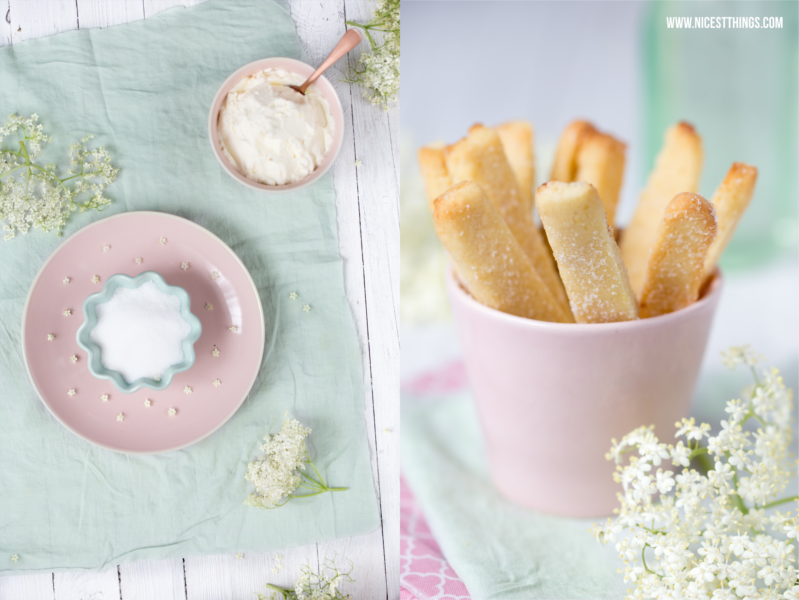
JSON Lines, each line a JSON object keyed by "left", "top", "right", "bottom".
{"left": 77, "top": 272, "right": 201, "bottom": 393}
{"left": 209, "top": 57, "right": 345, "bottom": 193}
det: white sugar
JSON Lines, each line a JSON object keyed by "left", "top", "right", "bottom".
{"left": 89, "top": 281, "right": 192, "bottom": 383}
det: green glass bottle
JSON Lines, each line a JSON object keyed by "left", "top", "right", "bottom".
{"left": 643, "top": 1, "right": 798, "bottom": 270}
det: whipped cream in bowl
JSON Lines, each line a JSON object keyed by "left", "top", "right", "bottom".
{"left": 209, "top": 58, "right": 344, "bottom": 192}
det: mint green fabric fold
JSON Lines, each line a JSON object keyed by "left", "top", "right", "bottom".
{"left": 401, "top": 395, "right": 625, "bottom": 600}
{"left": 0, "top": 0, "right": 379, "bottom": 576}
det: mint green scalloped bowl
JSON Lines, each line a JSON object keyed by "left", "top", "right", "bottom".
{"left": 76, "top": 271, "right": 202, "bottom": 394}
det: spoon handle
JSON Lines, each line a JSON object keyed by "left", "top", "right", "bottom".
{"left": 299, "top": 28, "right": 363, "bottom": 94}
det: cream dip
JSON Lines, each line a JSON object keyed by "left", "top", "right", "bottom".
{"left": 217, "top": 68, "right": 335, "bottom": 186}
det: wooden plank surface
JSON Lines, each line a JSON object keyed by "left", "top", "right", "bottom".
{"left": 119, "top": 559, "right": 186, "bottom": 600}
{"left": 77, "top": 0, "right": 144, "bottom": 28}
{"left": 7, "top": 0, "right": 76, "bottom": 43}
{"left": 53, "top": 569, "right": 120, "bottom": 600}
{"left": 0, "top": 0, "right": 399, "bottom": 598}
{"left": 0, "top": 573, "right": 54, "bottom": 600}
{"left": 286, "top": 1, "right": 396, "bottom": 598}
{"left": 2, "top": 0, "right": 11, "bottom": 47}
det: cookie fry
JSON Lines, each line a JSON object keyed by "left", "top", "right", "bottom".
{"left": 537, "top": 181, "right": 638, "bottom": 323}
{"left": 445, "top": 124, "right": 571, "bottom": 314}
{"left": 550, "top": 120, "right": 596, "bottom": 182}
{"left": 575, "top": 132, "right": 627, "bottom": 229}
{"left": 433, "top": 181, "right": 573, "bottom": 323}
{"left": 495, "top": 120, "right": 535, "bottom": 214}
{"left": 639, "top": 193, "right": 717, "bottom": 319}
{"left": 620, "top": 122, "right": 704, "bottom": 294}
{"left": 703, "top": 162, "right": 758, "bottom": 279}
{"left": 418, "top": 145, "right": 452, "bottom": 210}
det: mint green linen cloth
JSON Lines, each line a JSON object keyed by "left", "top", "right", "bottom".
{"left": 0, "top": 0, "right": 379, "bottom": 576}
{"left": 402, "top": 394, "right": 625, "bottom": 600}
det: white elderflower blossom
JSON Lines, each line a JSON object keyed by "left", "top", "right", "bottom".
{"left": 592, "top": 348, "right": 799, "bottom": 600}
{"left": 271, "top": 553, "right": 283, "bottom": 574}
{"left": 245, "top": 415, "right": 346, "bottom": 509}
{"left": 344, "top": 0, "right": 399, "bottom": 109}
{"left": 721, "top": 345, "right": 762, "bottom": 370}
{"left": 259, "top": 556, "right": 354, "bottom": 600}
{"left": 0, "top": 114, "right": 118, "bottom": 240}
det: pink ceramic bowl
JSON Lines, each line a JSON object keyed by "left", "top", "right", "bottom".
{"left": 208, "top": 57, "right": 345, "bottom": 193}
{"left": 446, "top": 269, "right": 723, "bottom": 518}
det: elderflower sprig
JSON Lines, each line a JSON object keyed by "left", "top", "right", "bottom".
{"left": 245, "top": 416, "right": 347, "bottom": 509}
{"left": 0, "top": 114, "right": 118, "bottom": 240}
{"left": 592, "top": 347, "right": 799, "bottom": 599}
{"left": 344, "top": 0, "right": 399, "bottom": 109}
{"left": 259, "top": 556, "right": 354, "bottom": 600}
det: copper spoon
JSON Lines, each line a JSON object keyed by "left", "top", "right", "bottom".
{"left": 288, "top": 29, "right": 363, "bottom": 95}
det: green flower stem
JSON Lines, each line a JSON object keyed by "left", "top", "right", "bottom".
{"left": 691, "top": 449, "right": 714, "bottom": 474}
{"left": 288, "top": 448, "right": 348, "bottom": 501}
{"left": 642, "top": 544, "right": 661, "bottom": 578}
{"left": 18, "top": 139, "right": 30, "bottom": 162}
{"left": 264, "top": 583, "right": 292, "bottom": 598}
{"left": 640, "top": 525, "right": 666, "bottom": 536}
{"left": 758, "top": 495, "right": 799, "bottom": 510}
{"left": 0, "top": 164, "right": 25, "bottom": 180}
{"left": 730, "top": 466, "right": 749, "bottom": 516}
{"left": 298, "top": 473, "right": 347, "bottom": 494}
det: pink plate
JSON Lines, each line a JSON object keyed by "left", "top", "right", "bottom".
{"left": 22, "top": 212, "right": 265, "bottom": 454}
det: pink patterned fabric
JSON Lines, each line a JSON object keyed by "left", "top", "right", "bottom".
{"left": 400, "top": 476, "right": 471, "bottom": 600}
{"left": 402, "top": 360, "right": 468, "bottom": 396}
{"left": 401, "top": 360, "right": 471, "bottom": 599}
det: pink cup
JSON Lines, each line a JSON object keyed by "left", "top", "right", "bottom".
{"left": 446, "top": 269, "right": 723, "bottom": 518}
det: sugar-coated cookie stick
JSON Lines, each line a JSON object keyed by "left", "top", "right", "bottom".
{"left": 703, "top": 162, "right": 758, "bottom": 279}
{"left": 537, "top": 181, "right": 639, "bottom": 324}
{"left": 418, "top": 145, "right": 452, "bottom": 210}
{"left": 433, "top": 181, "right": 574, "bottom": 323}
{"left": 550, "top": 120, "right": 596, "bottom": 182}
{"left": 445, "top": 125, "right": 571, "bottom": 315}
{"left": 620, "top": 122, "right": 703, "bottom": 294}
{"left": 495, "top": 121, "right": 535, "bottom": 214}
{"left": 639, "top": 193, "right": 717, "bottom": 319}
{"left": 575, "top": 132, "right": 627, "bottom": 230}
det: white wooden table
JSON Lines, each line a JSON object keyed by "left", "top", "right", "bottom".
{"left": 0, "top": 1, "right": 399, "bottom": 598}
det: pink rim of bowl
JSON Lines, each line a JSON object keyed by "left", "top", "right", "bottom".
{"left": 208, "top": 57, "right": 345, "bottom": 193}
{"left": 447, "top": 267, "right": 723, "bottom": 334}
